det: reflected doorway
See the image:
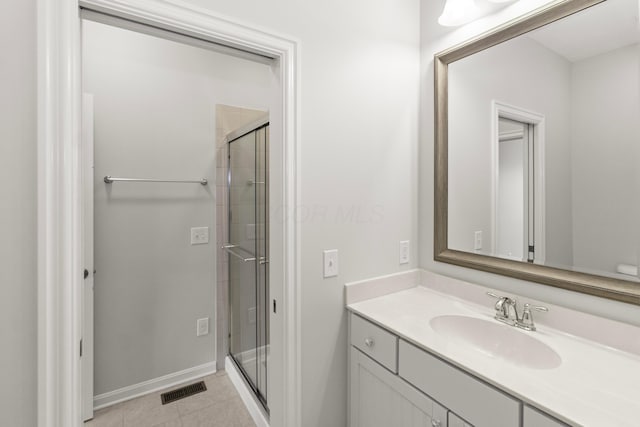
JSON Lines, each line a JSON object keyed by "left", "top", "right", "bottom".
{"left": 492, "top": 101, "right": 546, "bottom": 264}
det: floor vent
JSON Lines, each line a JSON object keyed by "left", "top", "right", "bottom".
{"left": 161, "top": 381, "right": 207, "bottom": 405}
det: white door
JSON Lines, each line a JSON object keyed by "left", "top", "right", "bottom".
{"left": 82, "top": 93, "right": 95, "bottom": 421}
{"left": 496, "top": 117, "right": 527, "bottom": 261}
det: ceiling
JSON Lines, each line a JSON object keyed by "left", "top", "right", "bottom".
{"left": 528, "top": 0, "right": 640, "bottom": 62}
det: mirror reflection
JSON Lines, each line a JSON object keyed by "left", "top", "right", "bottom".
{"left": 447, "top": 0, "right": 640, "bottom": 281}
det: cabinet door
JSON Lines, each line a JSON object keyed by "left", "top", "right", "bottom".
{"left": 448, "top": 411, "right": 473, "bottom": 427}
{"left": 350, "top": 347, "right": 447, "bottom": 427}
{"left": 523, "top": 406, "right": 569, "bottom": 427}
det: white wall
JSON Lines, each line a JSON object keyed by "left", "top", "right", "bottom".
{"left": 420, "top": 0, "right": 640, "bottom": 329}
{"left": 570, "top": 44, "right": 640, "bottom": 275}
{"left": 83, "top": 20, "right": 272, "bottom": 395}
{"left": 447, "top": 35, "right": 573, "bottom": 266}
{"left": 0, "top": 0, "right": 37, "bottom": 425}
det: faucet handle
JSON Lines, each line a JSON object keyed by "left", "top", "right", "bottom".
{"left": 527, "top": 304, "right": 548, "bottom": 312}
{"left": 517, "top": 303, "right": 548, "bottom": 331}
{"left": 487, "top": 292, "right": 517, "bottom": 304}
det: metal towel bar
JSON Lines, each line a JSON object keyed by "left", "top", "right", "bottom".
{"left": 104, "top": 176, "right": 208, "bottom": 185}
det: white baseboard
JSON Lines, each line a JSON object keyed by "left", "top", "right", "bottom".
{"left": 93, "top": 361, "right": 217, "bottom": 410}
{"left": 225, "top": 356, "right": 269, "bottom": 427}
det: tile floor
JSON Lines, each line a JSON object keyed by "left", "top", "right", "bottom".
{"left": 86, "top": 371, "right": 257, "bottom": 427}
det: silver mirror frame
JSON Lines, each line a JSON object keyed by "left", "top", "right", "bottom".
{"left": 434, "top": 0, "right": 640, "bottom": 305}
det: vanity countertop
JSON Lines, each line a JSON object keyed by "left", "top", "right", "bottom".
{"left": 347, "top": 285, "right": 640, "bottom": 427}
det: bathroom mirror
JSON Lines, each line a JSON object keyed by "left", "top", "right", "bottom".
{"left": 435, "top": 0, "right": 640, "bottom": 305}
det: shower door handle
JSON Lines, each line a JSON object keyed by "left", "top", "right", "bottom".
{"left": 222, "top": 244, "right": 257, "bottom": 262}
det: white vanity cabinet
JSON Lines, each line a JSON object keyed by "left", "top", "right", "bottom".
{"left": 349, "top": 313, "right": 570, "bottom": 427}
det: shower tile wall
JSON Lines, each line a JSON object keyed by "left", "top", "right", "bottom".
{"left": 215, "top": 105, "right": 267, "bottom": 369}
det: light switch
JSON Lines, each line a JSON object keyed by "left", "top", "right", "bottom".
{"left": 191, "top": 227, "right": 209, "bottom": 245}
{"left": 399, "top": 240, "right": 410, "bottom": 264}
{"left": 323, "top": 249, "right": 339, "bottom": 278}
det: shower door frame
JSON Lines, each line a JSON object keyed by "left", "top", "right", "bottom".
{"left": 226, "top": 120, "right": 270, "bottom": 412}
{"left": 37, "top": 1, "right": 302, "bottom": 426}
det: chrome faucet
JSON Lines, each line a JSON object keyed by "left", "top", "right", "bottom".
{"left": 487, "top": 292, "right": 548, "bottom": 331}
{"left": 488, "top": 292, "right": 518, "bottom": 325}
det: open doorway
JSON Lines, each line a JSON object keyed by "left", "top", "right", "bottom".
{"left": 38, "top": 2, "right": 300, "bottom": 426}
{"left": 81, "top": 14, "right": 275, "bottom": 425}
{"left": 492, "top": 101, "right": 546, "bottom": 264}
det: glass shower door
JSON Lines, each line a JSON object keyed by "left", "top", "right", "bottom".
{"left": 227, "top": 123, "right": 269, "bottom": 410}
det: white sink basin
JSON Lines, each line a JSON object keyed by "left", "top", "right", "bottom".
{"left": 429, "top": 315, "right": 561, "bottom": 370}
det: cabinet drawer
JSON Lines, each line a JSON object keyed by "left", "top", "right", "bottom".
{"left": 350, "top": 314, "right": 398, "bottom": 372}
{"left": 399, "top": 340, "right": 520, "bottom": 427}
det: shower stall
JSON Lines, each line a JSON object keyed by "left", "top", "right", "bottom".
{"left": 223, "top": 116, "right": 270, "bottom": 412}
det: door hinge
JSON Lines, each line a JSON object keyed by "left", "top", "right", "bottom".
{"left": 84, "top": 269, "right": 89, "bottom": 279}
{"left": 528, "top": 245, "right": 535, "bottom": 263}
{"left": 273, "top": 299, "right": 277, "bottom": 314}
{"left": 80, "top": 339, "right": 83, "bottom": 357}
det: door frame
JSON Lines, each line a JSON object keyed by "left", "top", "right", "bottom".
{"left": 37, "top": 1, "right": 301, "bottom": 426}
{"left": 81, "top": 93, "right": 95, "bottom": 421}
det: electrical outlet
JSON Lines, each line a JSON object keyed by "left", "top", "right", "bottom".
{"left": 323, "top": 249, "right": 338, "bottom": 278}
{"left": 191, "top": 227, "right": 209, "bottom": 245}
{"left": 399, "top": 240, "right": 410, "bottom": 264}
{"left": 196, "top": 317, "right": 209, "bottom": 336}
